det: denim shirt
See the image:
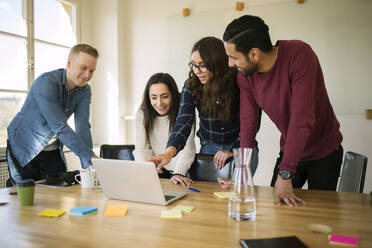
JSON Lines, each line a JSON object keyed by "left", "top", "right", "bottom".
{"left": 7, "top": 69, "right": 94, "bottom": 169}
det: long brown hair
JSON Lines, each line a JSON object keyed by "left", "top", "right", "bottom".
{"left": 140, "top": 73, "right": 180, "bottom": 143}
{"left": 188, "top": 37, "right": 238, "bottom": 121}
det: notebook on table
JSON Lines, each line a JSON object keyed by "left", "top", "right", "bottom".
{"left": 240, "top": 236, "right": 308, "bottom": 248}
{"left": 92, "top": 158, "right": 187, "bottom": 205}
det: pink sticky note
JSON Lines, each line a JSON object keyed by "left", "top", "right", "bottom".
{"left": 329, "top": 234, "right": 359, "bottom": 246}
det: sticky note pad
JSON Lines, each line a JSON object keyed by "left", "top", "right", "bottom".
{"left": 161, "top": 210, "right": 183, "bottom": 219}
{"left": 214, "top": 192, "right": 230, "bottom": 199}
{"left": 38, "top": 209, "right": 66, "bottom": 217}
{"left": 104, "top": 205, "right": 128, "bottom": 217}
{"left": 69, "top": 206, "right": 97, "bottom": 216}
{"left": 329, "top": 234, "right": 359, "bottom": 246}
{"left": 171, "top": 205, "right": 195, "bottom": 213}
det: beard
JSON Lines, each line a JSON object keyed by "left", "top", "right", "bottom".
{"left": 239, "top": 64, "right": 257, "bottom": 76}
{"left": 239, "top": 57, "right": 258, "bottom": 76}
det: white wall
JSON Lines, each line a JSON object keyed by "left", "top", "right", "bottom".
{"left": 81, "top": 0, "right": 372, "bottom": 193}
{"left": 81, "top": 0, "right": 125, "bottom": 145}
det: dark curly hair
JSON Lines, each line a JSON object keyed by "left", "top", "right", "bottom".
{"left": 188, "top": 37, "right": 238, "bottom": 121}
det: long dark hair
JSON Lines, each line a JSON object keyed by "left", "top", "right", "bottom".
{"left": 188, "top": 37, "right": 238, "bottom": 121}
{"left": 140, "top": 73, "right": 180, "bottom": 142}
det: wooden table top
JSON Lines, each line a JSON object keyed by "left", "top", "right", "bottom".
{"left": 0, "top": 180, "right": 371, "bottom": 248}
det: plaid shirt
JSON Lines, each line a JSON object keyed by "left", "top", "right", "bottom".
{"left": 167, "top": 81, "right": 243, "bottom": 153}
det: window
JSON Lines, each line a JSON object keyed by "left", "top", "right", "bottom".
{"left": 0, "top": 0, "right": 78, "bottom": 146}
{"left": 34, "top": 0, "right": 77, "bottom": 78}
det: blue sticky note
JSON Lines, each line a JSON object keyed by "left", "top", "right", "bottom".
{"left": 69, "top": 206, "right": 97, "bottom": 216}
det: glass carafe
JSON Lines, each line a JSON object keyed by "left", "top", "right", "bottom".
{"left": 228, "top": 148, "right": 256, "bottom": 221}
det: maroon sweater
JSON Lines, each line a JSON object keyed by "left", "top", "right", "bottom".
{"left": 237, "top": 40, "right": 342, "bottom": 172}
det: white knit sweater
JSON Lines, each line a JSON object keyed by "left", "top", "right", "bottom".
{"left": 133, "top": 109, "right": 196, "bottom": 176}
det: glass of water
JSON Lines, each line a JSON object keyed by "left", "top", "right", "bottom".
{"left": 228, "top": 148, "right": 256, "bottom": 221}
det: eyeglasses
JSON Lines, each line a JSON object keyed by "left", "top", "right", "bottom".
{"left": 188, "top": 62, "right": 208, "bottom": 73}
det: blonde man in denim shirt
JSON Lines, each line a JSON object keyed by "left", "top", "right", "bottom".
{"left": 7, "top": 44, "right": 99, "bottom": 184}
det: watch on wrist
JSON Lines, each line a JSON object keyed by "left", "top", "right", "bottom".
{"left": 278, "top": 169, "right": 294, "bottom": 180}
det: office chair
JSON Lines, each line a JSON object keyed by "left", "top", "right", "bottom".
{"left": 338, "top": 151, "right": 368, "bottom": 193}
{"left": 187, "top": 153, "right": 234, "bottom": 182}
{"left": 100, "top": 144, "right": 135, "bottom": 161}
{"left": 0, "top": 156, "right": 9, "bottom": 188}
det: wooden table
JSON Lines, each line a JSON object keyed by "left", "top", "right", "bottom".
{"left": 0, "top": 180, "right": 371, "bottom": 247}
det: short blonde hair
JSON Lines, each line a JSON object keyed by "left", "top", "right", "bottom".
{"left": 69, "top": 44, "right": 99, "bottom": 58}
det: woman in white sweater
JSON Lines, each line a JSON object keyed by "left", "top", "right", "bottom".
{"left": 133, "top": 73, "right": 196, "bottom": 186}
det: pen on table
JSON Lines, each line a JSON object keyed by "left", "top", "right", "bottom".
{"left": 0, "top": 202, "right": 9, "bottom": 206}
{"left": 185, "top": 187, "right": 200, "bottom": 193}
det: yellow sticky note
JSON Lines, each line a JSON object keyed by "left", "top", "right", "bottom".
{"left": 104, "top": 205, "right": 128, "bottom": 217}
{"left": 172, "top": 205, "right": 195, "bottom": 213}
{"left": 38, "top": 209, "right": 66, "bottom": 217}
{"left": 161, "top": 210, "right": 183, "bottom": 219}
{"left": 214, "top": 192, "right": 230, "bottom": 199}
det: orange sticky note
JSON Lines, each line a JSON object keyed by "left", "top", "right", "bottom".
{"left": 104, "top": 205, "right": 128, "bottom": 217}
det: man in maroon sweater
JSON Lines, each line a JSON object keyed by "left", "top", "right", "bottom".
{"left": 223, "top": 15, "right": 343, "bottom": 207}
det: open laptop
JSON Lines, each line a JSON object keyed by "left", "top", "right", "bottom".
{"left": 92, "top": 158, "right": 187, "bottom": 205}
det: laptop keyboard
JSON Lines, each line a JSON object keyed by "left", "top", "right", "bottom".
{"left": 164, "top": 195, "right": 176, "bottom": 201}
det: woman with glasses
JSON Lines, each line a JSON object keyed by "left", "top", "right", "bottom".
{"left": 133, "top": 73, "right": 196, "bottom": 186}
{"left": 150, "top": 37, "right": 260, "bottom": 180}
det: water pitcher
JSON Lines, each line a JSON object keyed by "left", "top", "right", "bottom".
{"left": 228, "top": 148, "right": 256, "bottom": 221}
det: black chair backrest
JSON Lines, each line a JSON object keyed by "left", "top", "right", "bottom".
{"left": 187, "top": 153, "right": 234, "bottom": 182}
{"left": 100, "top": 144, "right": 135, "bottom": 161}
{"left": 338, "top": 151, "right": 368, "bottom": 193}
